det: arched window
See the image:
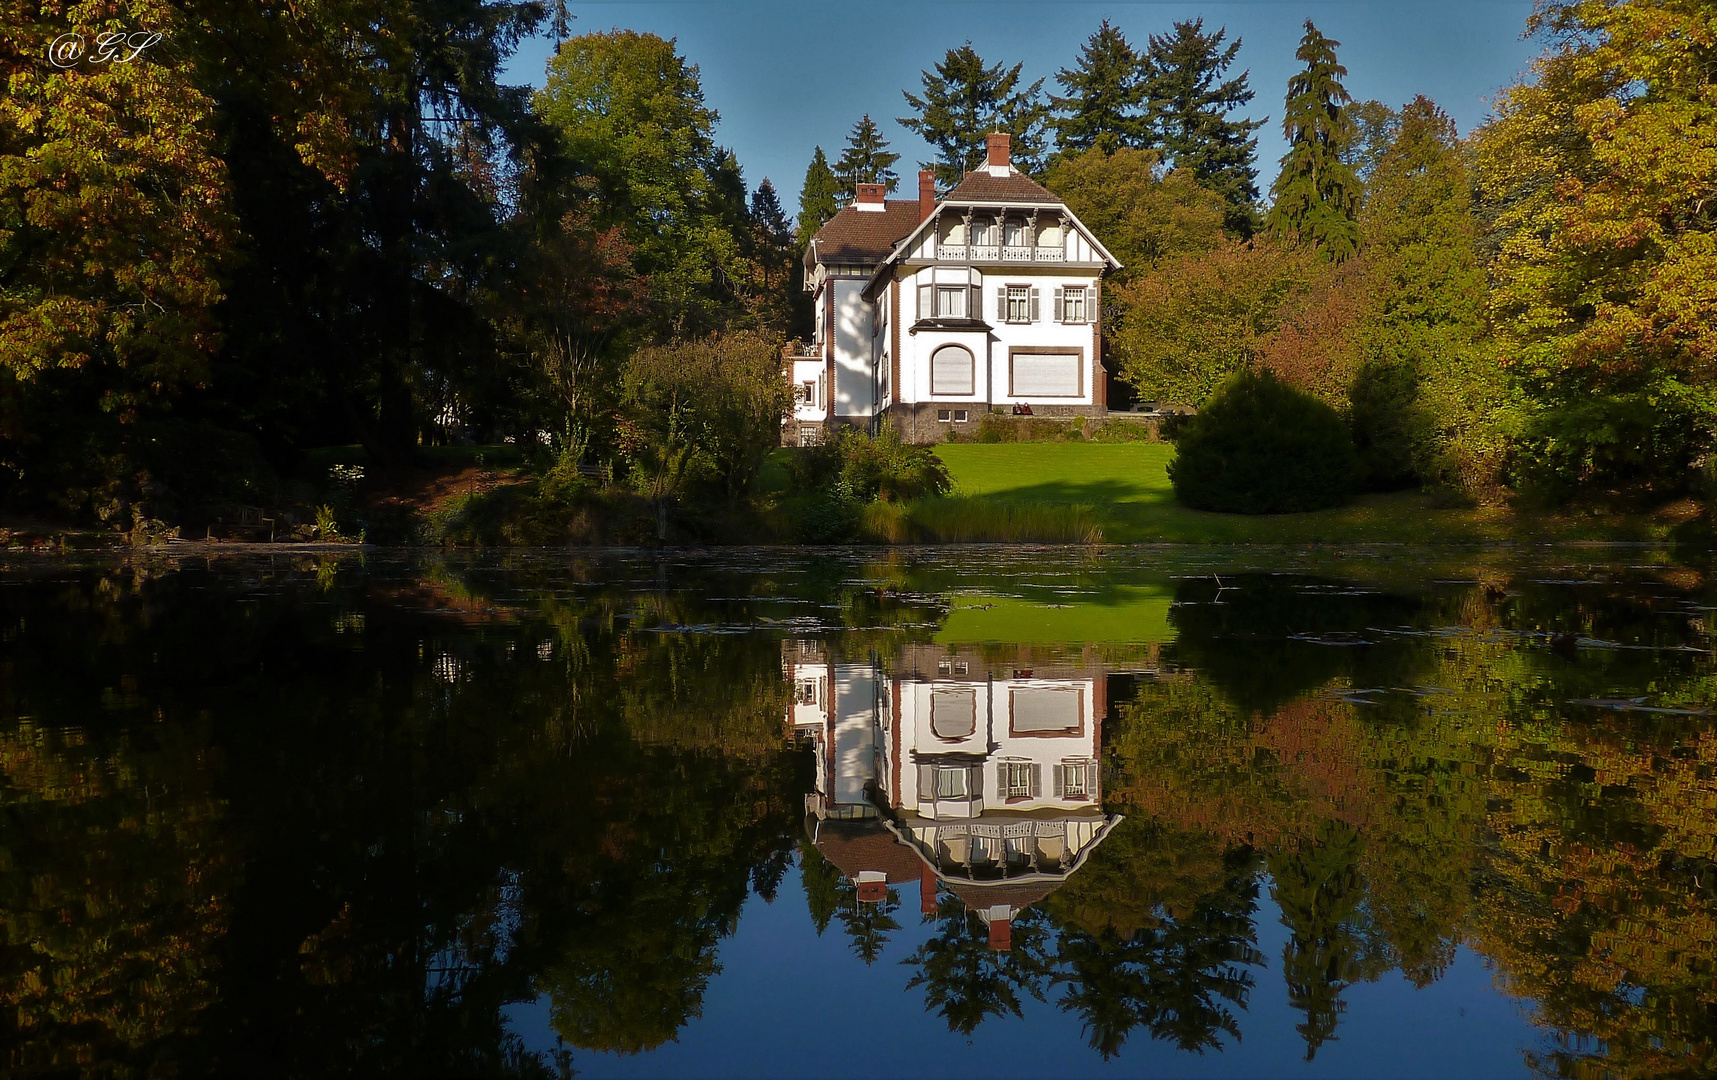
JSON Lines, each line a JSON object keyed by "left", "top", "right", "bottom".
{"left": 930, "top": 344, "right": 975, "bottom": 396}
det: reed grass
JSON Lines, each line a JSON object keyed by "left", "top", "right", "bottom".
{"left": 861, "top": 496, "right": 1104, "bottom": 544}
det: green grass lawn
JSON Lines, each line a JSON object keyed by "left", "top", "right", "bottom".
{"left": 930, "top": 442, "right": 1704, "bottom": 544}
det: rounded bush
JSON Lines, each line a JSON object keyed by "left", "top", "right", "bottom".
{"left": 1169, "top": 369, "right": 1357, "bottom": 514}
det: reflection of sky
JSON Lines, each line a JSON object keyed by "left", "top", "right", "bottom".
{"left": 505, "top": 866, "right": 1544, "bottom": 1078}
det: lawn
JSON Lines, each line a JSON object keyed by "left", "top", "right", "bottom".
{"left": 929, "top": 442, "right": 1705, "bottom": 544}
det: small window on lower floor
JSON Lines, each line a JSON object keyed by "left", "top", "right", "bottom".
{"left": 798, "top": 427, "right": 822, "bottom": 447}
{"left": 953, "top": 410, "right": 969, "bottom": 423}
{"left": 937, "top": 409, "right": 951, "bottom": 422}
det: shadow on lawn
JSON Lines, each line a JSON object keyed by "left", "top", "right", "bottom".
{"left": 952, "top": 478, "right": 1173, "bottom": 506}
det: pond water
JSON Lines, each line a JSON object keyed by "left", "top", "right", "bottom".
{"left": 2, "top": 548, "right": 1714, "bottom": 1078}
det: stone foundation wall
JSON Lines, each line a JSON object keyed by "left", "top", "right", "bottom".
{"left": 886, "top": 404, "right": 1108, "bottom": 445}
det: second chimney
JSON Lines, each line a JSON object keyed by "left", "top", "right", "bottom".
{"left": 918, "top": 169, "right": 936, "bottom": 223}
{"left": 986, "top": 132, "right": 1011, "bottom": 172}
{"left": 854, "top": 182, "right": 887, "bottom": 212}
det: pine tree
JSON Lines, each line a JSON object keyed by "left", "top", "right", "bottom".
{"left": 1052, "top": 20, "right": 1150, "bottom": 156}
{"left": 749, "top": 178, "right": 792, "bottom": 245}
{"left": 833, "top": 115, "right": 901, "bottom": 195}
{"left": 1264, "top": 21, "right": 1361, "bottom": 260}
{"left": 795, "top": 146, "right": 841, "bottom": 248}
{"left": 899, "top": 43, "right": 1051, "bottom": 185}
{"left": 1143, "top": 19, "right": 1265, "bottom": 235}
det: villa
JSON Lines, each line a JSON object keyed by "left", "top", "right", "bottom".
{"left": 786, "top": 133, "right": 1123, "bottom": 445}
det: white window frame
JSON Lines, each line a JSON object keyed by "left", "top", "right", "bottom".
{"left": 1059, "top": 286, "right": 1088, "bottom": 324}
{"left": 936, "top": 767, "right": 968, "bottom": 800}
{"left": 1005, "top": 762, "right": 1032, "bottom": 799}
{"left": 1004, "top": 286, "right": 1032, "bottom": 324}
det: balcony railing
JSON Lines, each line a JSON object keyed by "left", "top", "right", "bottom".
{"left": 935, "top": 243, "right": 1064, "bottom": 263}
{"left": 782, "top": 340, "right": 822, "bottom": 360}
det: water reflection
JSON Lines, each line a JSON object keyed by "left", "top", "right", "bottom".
{"left": 0, "top": 552, "right": 1711, "bottom": 1077}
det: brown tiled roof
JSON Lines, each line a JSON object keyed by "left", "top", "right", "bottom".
{"left": 943, "top": 169, "right": 1061, "bottom": 204}
{"left": 816, "top": 820, "right": 929, "bottom": 884}
{"left": 807, "top": 201, "right": 921, "bottom": 265}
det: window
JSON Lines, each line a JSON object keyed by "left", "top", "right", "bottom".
{"left": 930, "top": 688, "right": 977, "bottom": 740}
{"left": 1003, "top": 286, "right": 1035, "bottom": 323}
{"left": 953, "top": 410, "right": 969, "bottom": 423}
{"left": 795, "top": 380, "right": 817, "bottom": 406}
{"left": 1010, "top": 686, "right": 1083, "bottom": 734}
{"left": 936, "top": 767, "right": 968, "bottom": 799}
{"left": 1003, "top": 219, "right": 1025, "bottom": 247}
{"left": 795, "top": 678, "right": 820, "bottom": 706}
{"left": 798, "top": 427, "right": 822, "bottom": 447}
{"left": 937, "top": 409, "right": 951, "bottom": 422}
{"left": 1004, "top": 762, "right": 1032, "bottom": 799}
{"left": 1010, "top": 352, "right": 1082, "bottom": 397}
{"left": 930, "top": 345, "right": 975, "bottom": 396}
{"left": 1058, "top": 286, "right": 1087, "bottom": 324}
{"left": 938, "top": 286, "right": 969, "bottom": 319}
{"left": 1058, "top": 762, "right": 1090, "bottom": 798}
{"left": 937, "top": 659, "right": 952, "bottom": 674}
{"left": 954, "top": 660, "right": 968, "bottom": 675}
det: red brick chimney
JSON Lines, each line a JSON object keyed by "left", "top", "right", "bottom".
{"left": 918, "top": 169, "right": 936, "bottom": 223}
{"left": 854, "top": 182, "right": 886, "bottom": 212}
{"left": 920, "top": 863, "right": 939, "bottom": 915}
{"left": 986, "top": 132, "right": 1011, "bottom": 170}
{"left": 987, "top": 915, "right": 1012, "bottom": 952}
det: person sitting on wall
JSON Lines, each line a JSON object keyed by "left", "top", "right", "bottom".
{"left": 1012, "top": 403, "right": 1033, "bottom": 416}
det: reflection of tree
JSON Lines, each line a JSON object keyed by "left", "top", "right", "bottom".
{"left": 1268, "top": 821, "right": 1389, "bottom": 1061}
{"left": 798, "top": 841, "right": 843, "bottom": 934}
{"left": 1055, "top": 855, "right": 1264, "bottom": 1058}
{"left": 904, "top": 899, "right": 1057, "bottom": 1036}
{"left": 836, "top": 888, "right": 902, "bottom": 965}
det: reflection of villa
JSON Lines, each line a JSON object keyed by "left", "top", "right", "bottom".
{"left": 786, "top": 641, "right": 1121, "bottom": 949}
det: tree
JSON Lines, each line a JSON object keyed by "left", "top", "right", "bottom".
{"left": 795, "top": 146, "right": 841, "bottom": 249}
{"left": 1052, "top": 20, "right": 1150, "bottom": 157}
{"left": 1143, "top": 19, "right": 1266, "bottom": 235}
{"left": 619, "top": 331, "right": 790, "bottom": 524}
{"left": 1109, "top": 237, "right": 1324, "bottom": 407}
{"left": 0, "top": 0, "right": 231, "bottom": 512}
{"left": 537, "top": 31, "right": 745, "bottom": 335}
{"left": 1351, "top": 96, "right": 1497, "bottom": 493}
{"left": 1043, "top": 149, "right": 1227, "bottom": 279}
{"left": 899, "top": 44, "right": 1051, "bottom": 185}
{"left": 1265, "top": 21, "right": 1361, "bottom": 260}
{"left": 747, "top": 179, "right": 803, "bottom": 335}
{"left": 1342, "top": 100, "right": 1400, "bottom": 190}
{"left": 833, "top": 115, "right": 901, "bottom": 195}
{"left": 1475, "top": 0, "right": 1717, "bottom": 499}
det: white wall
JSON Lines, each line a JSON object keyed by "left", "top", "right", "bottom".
{"left": 833, "top": 278, "right": 874, "bottom": 418}
{"left": 831, "top": 663, "right": 880, "bottom": 807}
{"left": 789, "top": 359, "right": 826, "bottom": 422}
{"left": 896, "top": 267, "right": 1101, "bottom": 408}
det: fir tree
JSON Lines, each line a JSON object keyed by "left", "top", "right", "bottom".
{"left": 899, "top": 43, "right": 1051, "bottom": 185}
{"left": 749, "top": 178, "right": 792, "bottom": 245}
{"left": 1265, "top": 21, "right": 1361, "bottom": 260}
{"left": 1143, "top": 19, "right": 1265, "bottom": 235}
{"left": 833, "top": 115, "right": 901, "bottom": 195}
{"left": 1052, "top": 20, "right": 1151, "bottom": 156}
{"left": 795, "top": 146, "right": 841, "bottom": 248}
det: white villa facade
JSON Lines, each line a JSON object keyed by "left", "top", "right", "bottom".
{"left": 786, "top": 640, "right": 1122, "bottom": 949}
{"left": 785, "top": 133, "right": 1123, "bottom": 445}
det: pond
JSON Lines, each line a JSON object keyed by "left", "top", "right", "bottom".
{"left": 1, "top": 547, "right": 1713, "bottom": 1078}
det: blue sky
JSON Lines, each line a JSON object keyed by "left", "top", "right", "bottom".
{"left": 502, "top": 2, "right": 1543, "bottom": 212}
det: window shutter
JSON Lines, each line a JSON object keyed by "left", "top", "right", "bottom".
{"left": 1030, "top": 763, "right": 1043, "bottom": 798}
{"left": 1053, "top": 287, "right": 1064, "bottom": 323}
{"left": 968, "top": 764, "right": 984, "bottom": 798}
{"left": 970, "top": 285, "right": 982, "bottom": 320}
{"left": 996, "top": 762, "right": 1008, "bottom": 799}
{"left": 995, "top": 287, "right": 1005, "bottom": 321}
{"left": 1052, "top": 765, "right": 1063, "bottom": 798}
{"left": 918, "top": 284, "right": 932, "bottom": 320}
{"left": 1029, "top": 288, "right": 1040, "bottom": 322}
{"left": 918, "top": 763, "right": 935, "bottom": 799}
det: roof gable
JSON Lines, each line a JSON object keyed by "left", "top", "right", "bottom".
{"left": 806, "top": 201, "right": 921, "bottom": 266}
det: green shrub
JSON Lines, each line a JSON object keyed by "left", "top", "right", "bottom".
{"left": 1169, "top": 368, "right": 1357, "bottom": 514}
{"left": 789, "top": 427, "right": 951, "bottom": 503}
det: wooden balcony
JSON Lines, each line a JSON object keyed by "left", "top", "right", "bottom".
{"left": 935, "top": 243, "right": 1065, "bottom": 263}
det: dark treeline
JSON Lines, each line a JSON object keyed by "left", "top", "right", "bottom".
{"left": 2, "top": 0, "right": 1712, "bottom": 532}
